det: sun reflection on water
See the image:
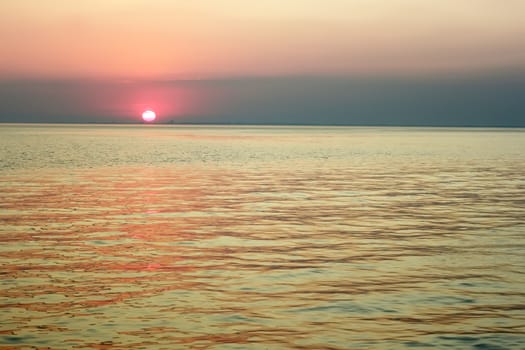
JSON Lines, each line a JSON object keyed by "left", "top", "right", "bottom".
{"left": 0, "top": 125, "right": 524, "bottom": 349}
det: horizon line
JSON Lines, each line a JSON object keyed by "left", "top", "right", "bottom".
{"left": 1, "top": 121, "right": 524, "bottom": 129}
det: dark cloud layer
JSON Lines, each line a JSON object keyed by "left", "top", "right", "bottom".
{"left": 1, "top": 73, "right": 524, "bottom": 126}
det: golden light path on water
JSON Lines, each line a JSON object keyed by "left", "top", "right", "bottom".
{"left": 0, "top": 125, "right": 524, "bottom": 349}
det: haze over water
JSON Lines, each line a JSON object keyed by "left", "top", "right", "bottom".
{"left": 1, "top": 124, "right": 524, "bottom": 349}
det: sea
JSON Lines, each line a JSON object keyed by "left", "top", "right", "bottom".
{"left": 1, "top": 124, "right": 524, "bottom": 349}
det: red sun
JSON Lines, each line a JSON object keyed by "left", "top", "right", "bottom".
{"left": 142, "top": 110, "right": 156, "bottom": 122}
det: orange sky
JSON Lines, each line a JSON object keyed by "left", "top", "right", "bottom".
{"left": 1, "top": 0, "right": 524, "bottom": 79}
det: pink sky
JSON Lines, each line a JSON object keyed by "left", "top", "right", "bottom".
{"left": 1, "top": 1, "right": 524, "bottom": 125}
{"left": 1, "top": 0, "right": 524, "bottom": 79}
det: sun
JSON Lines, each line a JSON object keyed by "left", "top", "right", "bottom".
{"left": 142, "top": 110, "right": 156, "bottom": 122}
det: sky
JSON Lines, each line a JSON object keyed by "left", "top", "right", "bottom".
{"left": 1, "top": 0, "right": 524, "bottom": 125}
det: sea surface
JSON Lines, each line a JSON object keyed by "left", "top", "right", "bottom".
{"left": 0, "top": 124, "right": 524, "bottom": 349}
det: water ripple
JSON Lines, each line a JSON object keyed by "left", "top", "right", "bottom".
{"left": 1, "top": 125, "right": 524, "bottom": 349}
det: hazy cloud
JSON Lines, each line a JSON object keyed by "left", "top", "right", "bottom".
{"left": 1, "top": 73, "right": 524, "bottom": 126}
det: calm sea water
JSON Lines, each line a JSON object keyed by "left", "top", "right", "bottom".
{"left": 1, "top": 124, "right": 524, "bottom": 349}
